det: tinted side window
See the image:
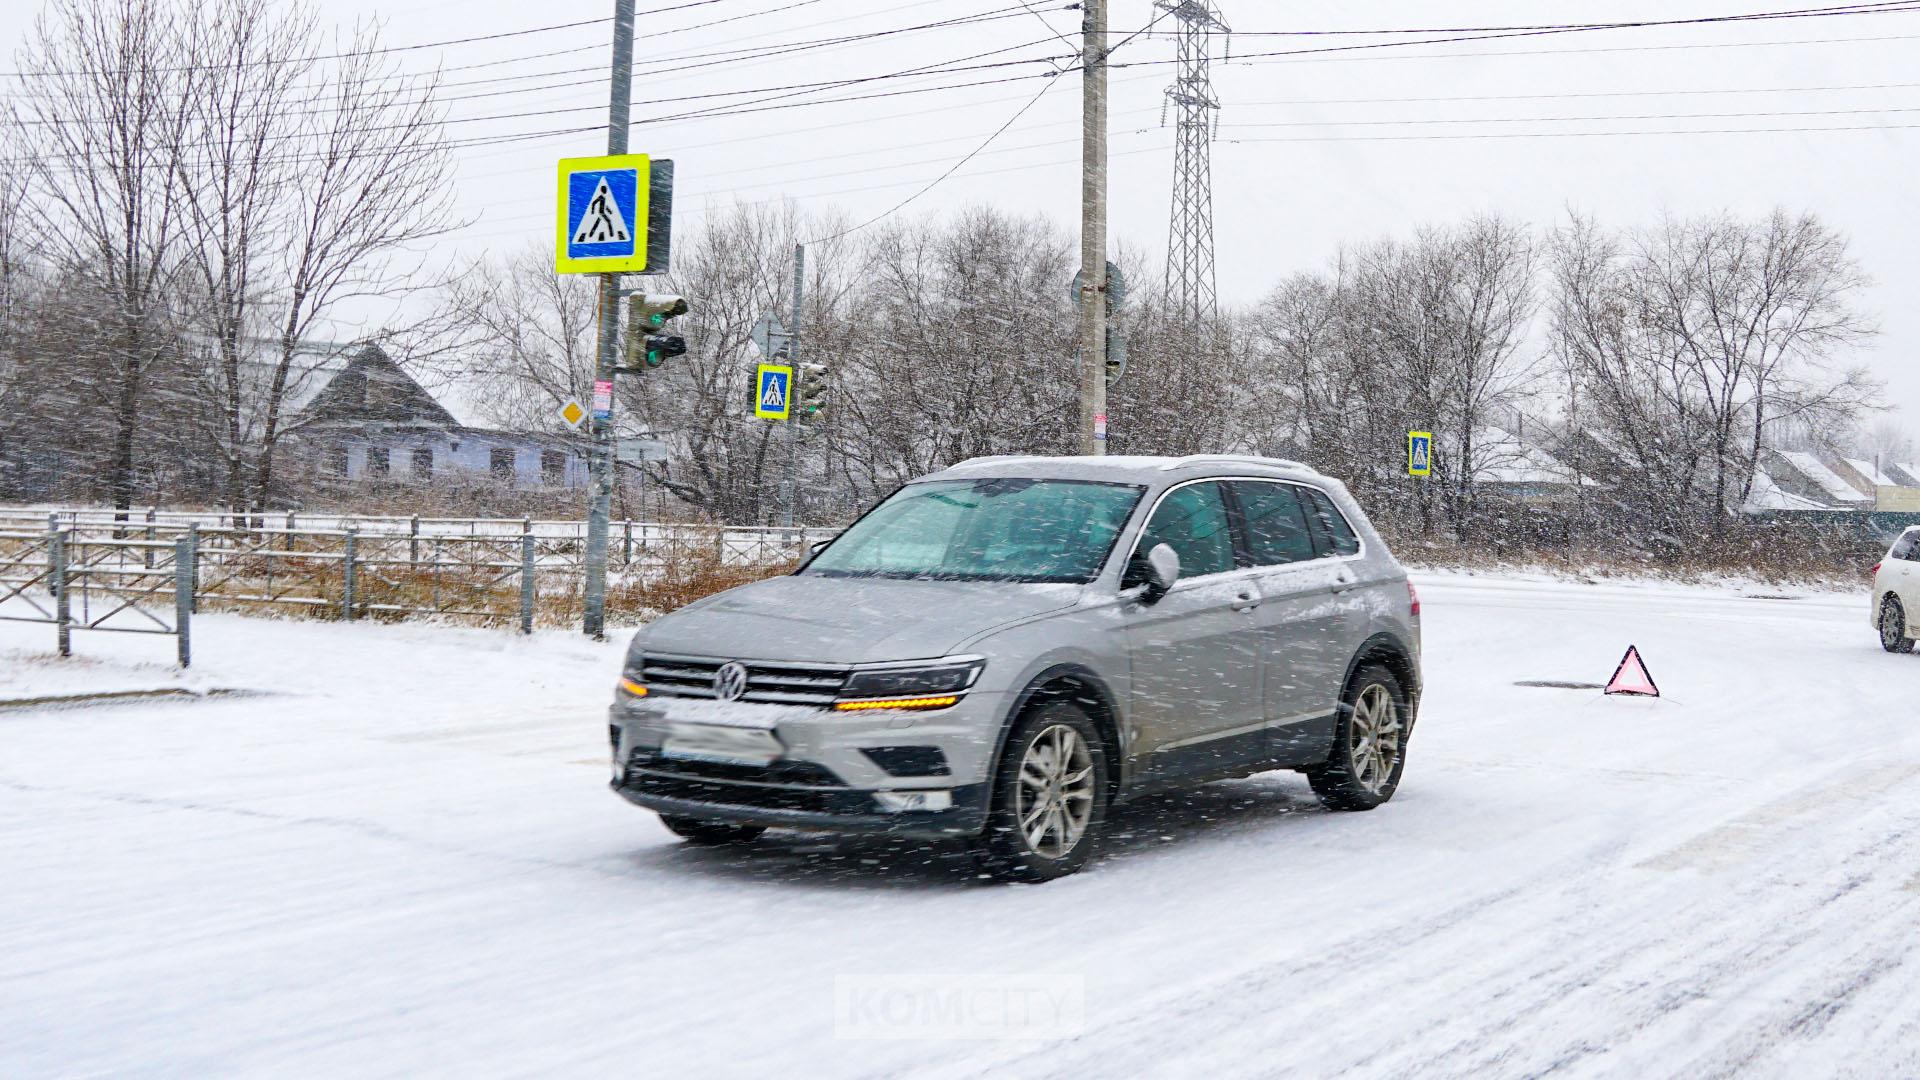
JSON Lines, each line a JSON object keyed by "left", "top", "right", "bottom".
{"left": 1230, "top": 481, "right": 1317, "bottom": 567}
{"left": 1893, "top": 530, "right": 1920, "bottom": 561}
{"left": 1139, "top": 482, "right": 1236, "bottom": 577}
{"left": 1301, "top": 488, "right": 1361, "bottom": 557}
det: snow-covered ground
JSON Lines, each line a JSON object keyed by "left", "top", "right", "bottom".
{"left": 3, "top": 573, "right": 1918, "bottom": 1078}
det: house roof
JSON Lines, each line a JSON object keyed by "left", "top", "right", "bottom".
{"left": 1473, "top": 427, "right": 1594, "bottom": 488}
{"left": 1776, "top": 451, "right": 1872, "bottom": 503}
{"left": 1842, "top": 457, "right": 1899, "bottom": 489}
{"left": 1746, "top": 469, "right": 1831, "bottom": 512}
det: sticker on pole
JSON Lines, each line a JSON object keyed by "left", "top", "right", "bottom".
{"left": 555, "top": 154, "right": 651, "bottom": 274}
{"left": 1604, "top": 645, "right": 1660, "bottom": 697}
{"left": 756, "top": 364, "right": 793, "bottom": 420}
{"left": 591, "top": 379, "right": 614, "bottom": 420}
{"left": 1408, "top": 431, "right": 1433, "bottom": 477}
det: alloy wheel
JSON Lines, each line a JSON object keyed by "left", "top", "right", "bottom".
{"left": 1348, "top": 684, "right": 1403, "bottom": 795}
{"left": 1886, "top": 600, "right": 1908, "bottom": 650}
{"left": 1015, "top": 724, "right": 1096, "bottom": 859}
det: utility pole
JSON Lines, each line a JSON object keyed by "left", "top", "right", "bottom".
{"left": 1077, "top": 0, "right": 1108, "bottom": 456}
{"left": 583, "top": 0, "right": 634, "bottom": 640}
{"left": 780, "top": 243, "right": 805, "bottom": 528}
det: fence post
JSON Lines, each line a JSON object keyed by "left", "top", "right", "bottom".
{"left": 286, "top": 512, "right": 297, "bottom": 552}
{"left": 342, "top": 528, "right": 358, "bottom": 621}
{"left": 144, "top": 508, "right": 157, "bottom": 570}
{"left": 622, "top": 520, "right": 633, "bottom": 566}
{"left": 187, "top": 523, "right": 200, "bottom": 613}
{"left": 409, "top": 514, "right": 421, "bottom": 569}
{"left": 175, "top": 534, "right": 195, "bottom": 669}
{"left": 51, "top": 530, "right": 70, "bottom": 658}
{"left": 520, "top": 531, "right": 537, "bottom": 635}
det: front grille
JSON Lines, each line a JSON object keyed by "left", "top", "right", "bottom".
{"left": 623, "top": 749, "right": 870, "bottom": 815}
{"left": 639, "top": 655, "right": 850, "bottom": 706}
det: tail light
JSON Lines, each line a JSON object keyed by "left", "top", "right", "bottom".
{"left": 1408, "top": 581, "right": 1421, "bottom": 617}
{"left": 1872, "top": 562, "right": 1882, "bottom": 578}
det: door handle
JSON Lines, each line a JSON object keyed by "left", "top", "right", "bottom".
{"left": 1232, "top": 592, "right": 1261, "bottom": 612}
{"left": 1330, "top": 572, "right": 1360, "bottom": 594}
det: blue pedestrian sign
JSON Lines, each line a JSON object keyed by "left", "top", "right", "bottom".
{"left": 555, "top": 154, "right": 651, "bottom": 274}
{"left": 1408, "top": 431, "right": 1434, "bottom": 478}
{"left": 755, "top": 364, "right": 793, "bottom": 421}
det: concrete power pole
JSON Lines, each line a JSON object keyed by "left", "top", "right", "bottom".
{"left": 582, "top": 0, "right": 635, "bottom": 640}
{"left": 1077, "top": 0, "right": 1108, "bottom": 456}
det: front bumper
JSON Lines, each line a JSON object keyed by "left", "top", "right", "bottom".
{"left": 608, "top": 691, "right": 1003, "bottom": 837}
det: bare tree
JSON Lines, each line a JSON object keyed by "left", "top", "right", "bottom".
{"left": 172, "top": 0, "right": 317, "bottom": 511}
{"left": 1550, "top": 209, "right": 1878, "bottom": 539}
{"left": 442, "top": 242, "right": 599, "bottom": 432}
{"left": 14, "top": 0, "right": 198, "bottom": 515}
{"left": 249, "top": 27, "right": 455, "bottom": 508}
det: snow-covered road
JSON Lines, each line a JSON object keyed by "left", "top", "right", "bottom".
{"left": 4, "top": 573, "right": 1919, "bottom": 1078}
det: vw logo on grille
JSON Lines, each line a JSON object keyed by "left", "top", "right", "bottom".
{"left": 713, "top": 662, "right": 750, "bottom": 702}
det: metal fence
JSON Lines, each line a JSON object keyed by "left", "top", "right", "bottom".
{"left": 0, "top": 509, "right": 838, "bottom": 649}
{"left": 0, "top": 528, "right": 196, "bottom": 666}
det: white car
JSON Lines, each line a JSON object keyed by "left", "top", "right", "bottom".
{"left": 1874, "top": 526, "right": 1920, "bottom": 653}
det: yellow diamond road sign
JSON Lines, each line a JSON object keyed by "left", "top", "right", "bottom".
{"left": 556, "top": 154, "right": 651, "bottom": 274}
{"left": 560, "top": 400, "right": 587, "bottom": 429}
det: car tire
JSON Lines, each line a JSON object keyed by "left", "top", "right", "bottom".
{"left": 1308, "top": 664, "right": 1410, "bottom": 812}
{"left": 1882, "top": 596, "right": 1916, "bottom": 654}
{"left": 976, "top": 702, "right": 1110, "bottom": 883}
{"left": 659, "top": 814, "right": 765, "bottom": 846}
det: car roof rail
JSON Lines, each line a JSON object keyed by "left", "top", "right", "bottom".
{"left": 1158, "top": 454, "right": 1318, "bottom": 473}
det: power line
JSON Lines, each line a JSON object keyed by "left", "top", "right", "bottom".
{"left": 1219, "top": 104, "right": 1920, "bottom": 130}
{"left": 1220, "top": 121, "right": 1920, "bottom": 145}
{"left": 1231, "top": 81, "right": 1920, "bottom": 108}
{"left": 805, "top": 73, "right": 1064, "bottom": 243}
{"left": 1177, "top": 0, "right": 1920, "bottom": 36}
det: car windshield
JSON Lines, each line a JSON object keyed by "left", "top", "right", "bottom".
{"left": 804, "top": 478, "right": 1145, "bottom": 583}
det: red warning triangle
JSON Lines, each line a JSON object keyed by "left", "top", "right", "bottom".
{"left": 1605, "top": 645, "right": 1660, "bottom": 697}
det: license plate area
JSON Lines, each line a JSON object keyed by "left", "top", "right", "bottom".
{"left": 661, "top": 722, "right": 784, "bottom": 766}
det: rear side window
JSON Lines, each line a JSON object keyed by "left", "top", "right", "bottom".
{"left": 1138, "top": 482, "right": 1236, "bottom": 578}
{"left": 1229, "top": 481, "right": 1317, "bottom": 567}
{"left": 1893, "top": 530, "right": 1920, "bottom": 561}
{"left": 1301, "top": 488, "right": 1361, "bottom": 558}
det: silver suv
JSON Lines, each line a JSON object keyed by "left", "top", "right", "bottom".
{"left": 610, "top": 454, "right": 1422, "bottom": 881}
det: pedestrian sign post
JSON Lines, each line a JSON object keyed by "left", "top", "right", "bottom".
{"left": 755, "top": 364, "right": 793, "bottom": 421}
{"left": 1408, "top": 431, "right": 1434, "bottom": 478}
{"left": 555, "top": 154, "right": 651, "bottom": 274}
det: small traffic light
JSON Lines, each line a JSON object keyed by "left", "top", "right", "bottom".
{"left": 796, "top": 361, "right": 828, "bottom": 418}
{"left": 626, "top": 293, "right": 689, "bottom": 369}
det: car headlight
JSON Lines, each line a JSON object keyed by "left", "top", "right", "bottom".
{"left": 836, "top": 658, "right": 985, "bottom": 711}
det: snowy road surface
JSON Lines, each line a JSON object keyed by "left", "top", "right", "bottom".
{"left": 4, "top": 573, "right": 1919, "bottom": 1078}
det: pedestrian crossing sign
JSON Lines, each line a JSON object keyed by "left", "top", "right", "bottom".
{"left": 555, "top": 154, "right": 651, "bottom": 273}
{"left": 1408, "top": 431, "right": 1434, "bottom": 478}
{"left": 755, "top": 364, "right": 793, "bottom": 421}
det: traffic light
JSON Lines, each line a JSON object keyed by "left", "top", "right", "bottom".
{"left": 626, "top": 293, "right": 689, "bottom": 369}
{"left": 795, "top": 361, "right": 829, "bottom": 419}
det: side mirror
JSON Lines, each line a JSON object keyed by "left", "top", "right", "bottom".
{"left": 796, "top": 537, "right": 832, "bottom": 571}
{"left": 1124, "top": 543, "right": 1180, "bottom": 603}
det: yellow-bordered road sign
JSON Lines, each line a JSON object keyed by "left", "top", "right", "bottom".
{"left": 556, "top": 154, "right": 651, "bottom": 274}
{"left": 755, "top": 364, "right": 794, "bottom": 420}
{"left": 1408, "top": 431, "right": 1434, "bottom": 477}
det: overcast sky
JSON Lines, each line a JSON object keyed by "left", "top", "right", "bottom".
{"left": 5, "top": 0, "right": 1916, "bottom": 436}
